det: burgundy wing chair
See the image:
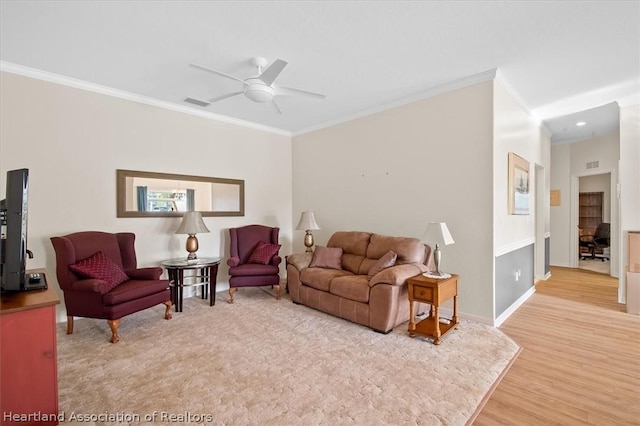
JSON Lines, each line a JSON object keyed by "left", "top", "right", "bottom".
{"left": 227, "top": 225, "right": 282, "bottom": 303}
{"left": 50, "top": 231, "right": 172, "bottom": 343}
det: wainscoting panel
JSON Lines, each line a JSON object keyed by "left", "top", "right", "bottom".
{"left": 495, "top": 244, "right": 534, "bottom": 317}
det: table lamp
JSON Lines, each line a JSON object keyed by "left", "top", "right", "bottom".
{"left": 421, "top": 222, "right": 455, "bottom": 276}
{"left": 295, "top": 210, "right": 320, "bottom": 252}
{"left": 175, "top": 211, "right": 210, "bottom": 260}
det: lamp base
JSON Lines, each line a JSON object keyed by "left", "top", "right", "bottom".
{"left": 186, "top": 234, "right": 199, "bottom": 260}
{"left": 433, "top": 243, "right": 441, "bottom": 275}
{"left": 303, "top": 230, "right": 315, "bottom": 252}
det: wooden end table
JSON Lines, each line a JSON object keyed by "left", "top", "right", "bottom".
{"left": 407, "top": 273, "right": 459, "bottom": 345}
{"left": 161, "top": 257, "right": 221, "bottom": 312}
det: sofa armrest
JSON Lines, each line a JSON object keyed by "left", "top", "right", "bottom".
{"left": 71, "top": 278, "right": 110, "bottom": 294}
{"left": 368, "top": 263, "right": 428, "bottom": 287}
{"left": 271, "top": 255, "right": 283, "bottom": 267}
{"left": 125, "top": 267, "right": 162, "bottom": 280}
{"left": 227, "top": 256, "right": 240, "bottom": 267}
{"left": 287, "top": 252, "right": 314, "bottom": 271}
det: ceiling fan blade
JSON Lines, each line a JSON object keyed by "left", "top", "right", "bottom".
{"left": 270, "top": 99, "right": 282, "bottom": 114}
{"left": 189, "top": 63, "right": 246, "bottom": 85}
{"left": 274, "top": 85, "right": 326, "bottom": 100}
{"left": 184, "top": 97, "right": 210, "bottom": 107}
{"left": 258, "top": 59, "right": 288, "bottom": 86}
{"left": 207, "top": 91, "right": 244, "bottom": 103}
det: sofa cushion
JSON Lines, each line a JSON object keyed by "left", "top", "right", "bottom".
{"left": 69, "top": 251, "right": 129, "bottom": 293}
{"left": 327, "top": 231, "right": 371, "bottom": 256}
{"left": 327, "top": 231, "right": 371, "bottom": 274}
{"left": 329, "top": 275, "right": 370, "bottom": 303}
{"left": 247, "top": 241, "right": 281, "bottom": 265}
{"left": 366, "top": 234, "right": 425, "bottom": 265}
{"left": 229, "top": 263, "right": 279, "bottom": 277}
{"left": 309, "top": 246, "right": 343, "bottom": 269}
{"left": 301, "top": 267, "right": 352, "bottom": 292}
{"left": 103, "top": 278, "right": 169, "bottom": 305}
{"left": 367, "top": 250, "right": 397, "bottom": 280}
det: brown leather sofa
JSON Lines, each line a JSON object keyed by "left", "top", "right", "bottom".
{"left": 287, "top": 231, "right": 434, "bottom": 333}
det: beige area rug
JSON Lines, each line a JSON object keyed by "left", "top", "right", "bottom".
{"left": 57, "top": 289, "right": 520, "bottom": 426}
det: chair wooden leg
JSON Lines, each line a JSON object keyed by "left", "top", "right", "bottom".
{"left": 228, "top": 287, "right": 237, "bottom": 304}
{"left": 274, "top": 284, "right": 281, "bottom": 300}
{"left": 107, "top": 319, "right": 121, "bottom": 344}
{"left": 66, "top": 316, "right": 74, "bottom": 335}
{"left": 163, "top": 300, "right": 173, "bottom": 320}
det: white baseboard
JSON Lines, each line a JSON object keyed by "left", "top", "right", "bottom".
{"left": 494, "top": 286, "right": 536, "bottom": 327}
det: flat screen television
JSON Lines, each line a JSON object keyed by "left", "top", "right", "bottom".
{"left": 0, "top": 168, "right": 44, "bottom": 292}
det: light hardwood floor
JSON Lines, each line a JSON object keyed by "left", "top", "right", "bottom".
{"left": 474, "top": 266, "right": 640, "bottom": 425}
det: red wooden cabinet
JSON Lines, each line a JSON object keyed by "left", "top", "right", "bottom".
{"left": 1, "top": 272, "right": 60, "bottom": 425}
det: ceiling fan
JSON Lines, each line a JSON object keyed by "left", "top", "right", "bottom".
{"left": 184, "top": 57, "right": 326, "bottom": 114}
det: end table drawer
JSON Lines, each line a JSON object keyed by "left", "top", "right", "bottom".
{"left": 413, "top": 286, "right": 434, "bottom": 302}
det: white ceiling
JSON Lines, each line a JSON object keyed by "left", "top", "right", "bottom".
{"left": 1, "top": 1, "right": 638, "bottom": 140}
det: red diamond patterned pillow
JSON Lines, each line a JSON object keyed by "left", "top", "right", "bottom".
{"left": 69, "top": 251, "right": 129, "bottom": 292}
{"left": 247, "top": 241, "right": 281, "bottom": 265}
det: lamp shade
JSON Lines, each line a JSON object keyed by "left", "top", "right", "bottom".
{"left": 421, "top": 222, "right": 454, "bottom": 246}
{"left": 295, "top": 210, "right": 320, "bottom": 231}
{"left": 175, "top": 211, "right": 210, "bottom": 235}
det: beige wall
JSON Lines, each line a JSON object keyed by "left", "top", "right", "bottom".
{"left": 620, "top": 104, "right": 640, "bottom": 232}
{"left": 492, "top": 79, "right": 550, "bottom": 321}
{"left": 0, "top": 71, "right": 293, "bottom": 321}
{"left": 292, "top": 80, "right": 496, "bottom": 321}
{"left": 493, "top": 80, "right": 549, "bottom": 253}
{"left": 549, "top": 143, "right": 573, "bottom": 266}
{"left": 620, "top": 104, "right": 640, "bottom": 302}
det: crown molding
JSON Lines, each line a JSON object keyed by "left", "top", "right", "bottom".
{"left": 618, "top": 94, "right": 640, "bottom": 108}
{"left": 494, "top": 69, "right": 553, "bottom": 137}
{"left": 1, "top": 61, "right": 557, "bottom": 140}
{"left": 494, "top": 69, "right": 531, "bottom": 114}
{"left": 0, "top": 61, "right": 292, "bottom": 137}
{"left": 294, "top": 68, "right": 553, "bottom": 137}
{"left": 292, "top": 68, "right": 500, "bottom": 137}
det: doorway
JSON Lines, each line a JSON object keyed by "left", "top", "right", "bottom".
{"left": 577, "top": 173, "right": 611, "bottom": 275}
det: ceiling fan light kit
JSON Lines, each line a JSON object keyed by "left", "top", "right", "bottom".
{"left": 185, "top": 56, "right": 326, "bottom": 113}
{"left": 244, "top": 80, "right": 275, "bottom": 103}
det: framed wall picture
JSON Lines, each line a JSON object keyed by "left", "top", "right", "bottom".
{"left": 550, "top": 189, "right": 561, "bottom": 206}
{"left": 508, "top": 152, "right": 530, "bottom": 215}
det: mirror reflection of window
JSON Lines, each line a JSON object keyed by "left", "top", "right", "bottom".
{"left": 136, "top": 186, "right": 147, "bottom": 212}
{"left": 118, "top": 170, "right": 244, "bottom": 217}
{"left": 145, "top": 190, "right": 187, "bottom": 212}
{"left": 187, "top": 189, "right": 195, "bottom": 211}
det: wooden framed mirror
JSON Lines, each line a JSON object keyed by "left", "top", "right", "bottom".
{"left": 116, "top": 169, "right": 244, "bottom": 217}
